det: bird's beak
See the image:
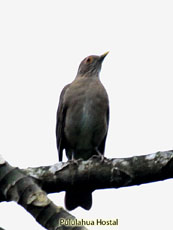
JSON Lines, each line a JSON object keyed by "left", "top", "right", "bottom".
{"left": 99, "top": 51, "right": 109, "bottom": 62}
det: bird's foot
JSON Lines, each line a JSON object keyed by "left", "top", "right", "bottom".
{"left": 69, "top": 154, "right": 83, "bottom": 166}
{"left": 91, "top": 149, "right": 105, "bottom": 162}
{"left": 69, "top": 158, "right": 79, "bottom": 166}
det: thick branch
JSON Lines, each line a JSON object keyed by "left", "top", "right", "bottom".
{"left": 0, "top": 155, "right": 88, "bottom": 230}
{"left": 1, "top": 150, "right": 173, "bottom": 229}
{"left": 23, "top": 150, "right": 173, "bottom": 193}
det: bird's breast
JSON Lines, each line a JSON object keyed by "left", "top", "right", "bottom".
{"left": 64, "top": 77, "right": 108, "bottom": 149}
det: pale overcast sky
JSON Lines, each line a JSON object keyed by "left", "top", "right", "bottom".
{"left": 0, "top": 1, "right": 173, "bottom": 230}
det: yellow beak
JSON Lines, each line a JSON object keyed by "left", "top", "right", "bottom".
{"left": 100, "top": 51, "right": 109, "bottom": 61}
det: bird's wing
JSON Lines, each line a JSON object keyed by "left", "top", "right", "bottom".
{"left": 56, "top": 84, "right": 70, "bottom": 161}
{"left": 98, "top": 106, "right": 109, "bottom": 154}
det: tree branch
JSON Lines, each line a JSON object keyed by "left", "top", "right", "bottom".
{"left": 22, "top": 150, "right": 173, "bottom": 193}
{"left": 1, "top": 150, "right": 173, "bottom": 229}
{"left": 0, "top": 155, "right": 88, "bottom": 230}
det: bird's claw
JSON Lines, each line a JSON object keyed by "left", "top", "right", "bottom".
{"left": 68, "top": 158, "right": 79, "bottom": 166}
{"left": 91, "top": 150, "right": 105, "bottom": 162}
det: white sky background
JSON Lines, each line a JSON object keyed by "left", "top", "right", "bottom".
{"left": 0, "top": 0, "right": 173, "bottom": 229}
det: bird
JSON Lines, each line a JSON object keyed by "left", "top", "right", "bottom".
{"left": 56, "top": 52, "right": 109, "bottom": 210}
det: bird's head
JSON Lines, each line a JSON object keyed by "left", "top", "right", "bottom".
{"left": 76, "top": 52, "right": 109, "bottom": 78}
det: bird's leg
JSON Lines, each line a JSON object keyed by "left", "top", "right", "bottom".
{"left": 67, "top": 151, "right": 78, "bottom": 165}
{"left": 91, "top": 148, "right": 105, "bottom": 162}
{"left": 71, "top": 152, "right": 80, "bottom": 165}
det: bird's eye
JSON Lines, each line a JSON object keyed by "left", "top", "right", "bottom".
{"left": 85, "top": 56, "right": 93, "bottom": 64}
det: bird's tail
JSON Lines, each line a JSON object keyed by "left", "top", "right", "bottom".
{"left": 65, "top": 189, "right": 92, "bottom": 211}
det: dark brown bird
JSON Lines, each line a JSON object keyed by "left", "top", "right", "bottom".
{"left": 56, "top": 52, "right": 109, "bottom": 210}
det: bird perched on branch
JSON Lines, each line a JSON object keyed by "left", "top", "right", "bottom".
{"left": 56, "top": 52, "right": 109, "bottom": 210}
